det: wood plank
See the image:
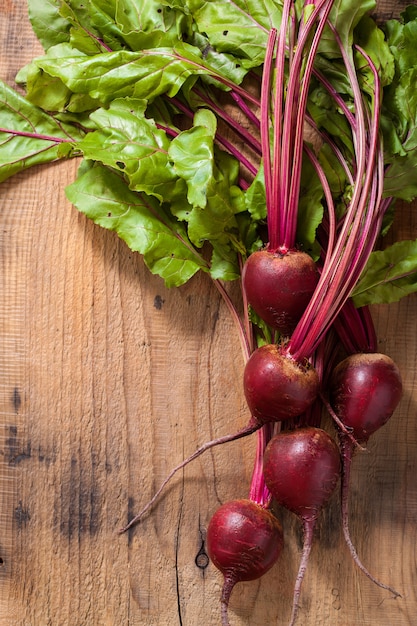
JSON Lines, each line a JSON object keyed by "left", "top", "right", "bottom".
{"left": 0, "top": 2, "right": 416, "bottom": 625}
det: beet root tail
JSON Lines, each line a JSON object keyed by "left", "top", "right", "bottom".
{"left": 289, "top": 519, "right": 315, "bottom": 626}
{"left": 119, "top": 419, "right": 260, "bottom": 533}
{"left": 340, "top": 437, "right": 401, "bottom": 598}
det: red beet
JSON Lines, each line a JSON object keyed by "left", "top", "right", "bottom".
{"left": 329, "top": 352, "right": 402, "bottom": 597}
{"left": 243, "top": 343, "right": 319, "bottom": 423}
{"left": 330, "top": 352, "right": 403, "bottom": 443}
{"left": 242, "top": 249, "right": 319, "bottom": 335}
{"left": 263, "top": 427, "right": 340, "bottom": 625}
{"left": 206, "top": 499, "right": 284, "bottom": 626}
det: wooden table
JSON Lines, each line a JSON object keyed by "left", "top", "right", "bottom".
{"left": 1, "top": 2, "right": 416, "bottom": 624}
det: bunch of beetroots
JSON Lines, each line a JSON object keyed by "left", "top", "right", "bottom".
{"left": 120, "top": 1, "right": 405, "bottom": 624}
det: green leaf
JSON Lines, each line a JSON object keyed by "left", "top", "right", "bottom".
{"left": 65, "top": 162, "right": 207, "bottom": 287}
{"left": 54, "top": 0, "right": 132, "bottom": 54}
{"left": 381, "top": 10, "right": 417, "bottom": 201}
{"left": 16, "top": 44, "right": 99, "bottom": 113}
{"left": 245, "top": 165, "right": 266, "bottom": 221}
{"left": 185, "top": 150, "right": 246, "bottom": 252}
{"left": 319, "top": 0, "right": 377, "bottom": 58}
{"left": 209, "top": 243, "right": 240, "bottom": 280}
{"left": 90, "top": 0, "right": 192, "bottom": 51}
{"left": 28, "top": 0, "right": 71, "bottom": 50}
{"left": 168, "top": 109, "right": 216, "bottom": 208}
{"left": 353, "top": 15, "right": 395, "bottom": 88}
{"left": 77, "top": 98, "right": 178, "bottom": 202}
{"left": 183, "top": 0, "right": 283, "bottom": 66}
{"left": 384, "top": 11, "right": 417, "bottom": 75}
{"left": 296, "top": 159, "right": 324, "bottom": 250}
{"left": 382, "top": 66, "right": 417, "bottom": 201}
{"left": 189, "top": 189, "right": 245, "bottom": 259}
{"left": 186, "top": 32, "right": 250, "bottom": 87}
{"left": 352, "top": 239, "right": 417, "bottom": 306}
{"left": 0, "top": 80, "right": 83, "bottom": 182}
{"left": 35, "top": 43, "right": 233, "bottom": 104}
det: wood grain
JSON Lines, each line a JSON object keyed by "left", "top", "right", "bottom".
{"left": 0, "top": 2, "right": 416, "bottom": 625}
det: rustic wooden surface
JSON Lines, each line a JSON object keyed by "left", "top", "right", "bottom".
{"left": 1, "top": 2, "right": 416, "bottom": 625}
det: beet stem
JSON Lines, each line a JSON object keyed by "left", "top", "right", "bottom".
{"left": 289, "top": 519, "right": 315, "bottom": 626}
{"left": 119, "top": 419, "right": 260, "bottom": 533}
{"left": 340, "top": 436, "right": 402, "bottom": 598}
{"left": 248, "top": 422, "right": 276, "bottom": 507}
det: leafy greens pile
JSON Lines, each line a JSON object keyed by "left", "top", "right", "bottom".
{"left": 1, "top": 0, "right": 417, "bottom": 301}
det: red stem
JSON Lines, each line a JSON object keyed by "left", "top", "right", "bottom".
{"left": 281, "top": 0, "right": 335, "bottom": 249}
{"left": 270, "top": 0, "right": 292, "bottom": 248}
{"left": 287, "top": 32, "right": 383, "bottom": 362}
{"left": 260, "top": 28, "right": 278, "bottom": 236}
{"left": 248, "top": 422, "right": 276, "bottom": 508}
{"left": 0, "top": 127, "right": 73, "bottom": 143}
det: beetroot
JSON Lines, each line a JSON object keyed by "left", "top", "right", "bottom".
{"left": 243, "top": 343, "right": 320, "bottom": 423}
{"left": 263, "top": 426, "right": 341, "bottom": 625}
{"left": 329, "top": 352, "right": 402, "bottom": 597}
{"left": 242, "top": 249, "right": 319, "bottom": 335}
{"left": 330, "top": 352, "right": 403, "bottom": 443}
{"left": 206, "top": 499, "right": 284, "bottom": 626}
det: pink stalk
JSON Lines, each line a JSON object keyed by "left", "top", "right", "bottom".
{"left": 215, "top": 134, "right": 258, "bottom": 175}
{"left": 230, "top": 90, "right": 261, "bottom": 129}
{"left": 303, "top": 143, "right": 337, "bottom": 272}
{"left": 279, "top": 0, "right": 335, "bottom": 249}
{"left": 248, "top": 422, "right": 276, "bottom": 508}
{"left": 305, "top": 115, "right": 355, "bottom": 185}
{"left": 269, "top": 0, "right": 293, "bottom": 247}
{"left": 333, "top": 299, "right": 377, "bottom": 354}
{"left": 260, "top": 28, "right": 278, "bottom": 236}
{"left": 260, "top": 0, "right": 337, "bottom": 251}
{"left": 287, "top": 38, "right": 383, "bottom": 362}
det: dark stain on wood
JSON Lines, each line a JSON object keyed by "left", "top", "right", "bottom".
{"left": 14, "top": 501, "right": 30, "bottom": 529}
{"left": 5, "top": 425, "right": 31, "bottom": 465}
{"left": 57, "top": 456, "right": 103, "bottom": 539}
{"left": 153, "top": 294, "right": 165, "bottom": 310}
{"left": 11, "top": 387, "right": 21, "bottom": 413}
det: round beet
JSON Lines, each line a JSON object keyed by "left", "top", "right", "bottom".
{"left": 329, "top": 352, "right": 402, "bottom": 598}
{"left": 263, "top": 426, "right": 340, "bottom": 521}
{"left": 330, "top": 352, "right": 403, "bottom": 443}
{"left": 206, "top": 499, "right": 284, "bottom": 626}
{"left": 243, "top": 344, "right": 319, "bottom": 424}
{"left": 263, "top": 427, "right": 340, "bottom": 625}
{"left": 242, "top": 249, "right": 319, "bottom": 335}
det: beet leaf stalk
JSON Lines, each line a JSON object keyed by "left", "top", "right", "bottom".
{"left": 262, "top": 0, "right": 335, "bottom": 253}
{"left": 285, "top": 40, "right": 386, "bottom": 364}
{"left": 242, "top": 0, "right": 337, "bottom": 338}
